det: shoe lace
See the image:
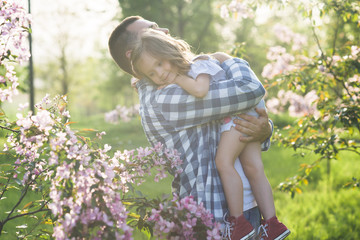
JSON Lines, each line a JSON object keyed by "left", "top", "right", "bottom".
{"left": 222, "top": 212, "right": 233, "bottom": 240}
{"left": 259, "top": 223, "right": 269, "bottom": 240}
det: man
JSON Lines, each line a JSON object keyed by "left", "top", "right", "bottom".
{"left": 108, "top": 16, "right": 272, "bottom": 238}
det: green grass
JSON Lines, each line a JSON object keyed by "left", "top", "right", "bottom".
{"left": 274, "top": 188, "right": 360, "bottom": 240}
{"left": 70, "top": 114, "right": 150, "bottom": 151}
{"left": 263, "top": 146, "right": 360, "bottom": 240}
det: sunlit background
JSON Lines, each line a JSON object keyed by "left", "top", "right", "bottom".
{"left": 1, "top": 1, "right": 359, "bottom": 239}
{"left": 4, "top": 0, "right": 320, "bottom": 120}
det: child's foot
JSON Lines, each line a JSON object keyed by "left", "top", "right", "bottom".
{"left": 259, "top": 216, "right": 290, "bottom": 240}
{"left": 226, "top": 214, "right": 255, "bottom": 240}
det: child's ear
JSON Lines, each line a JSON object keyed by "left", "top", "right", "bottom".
{"left": 126, "top": 50, "right": 132, "bottom": 59}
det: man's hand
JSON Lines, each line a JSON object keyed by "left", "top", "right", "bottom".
{"left": 233, "top": 108, "right": 271, "bottom": 143}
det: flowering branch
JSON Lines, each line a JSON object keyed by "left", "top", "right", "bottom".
{"left": 0, "top": 124, "right": 20, "bottom": 133}
{"left": 0, "top": 175, "right": 11, "bottom": 200}
{"left": 6, "top": 208, "right": 50, "bottom": 222}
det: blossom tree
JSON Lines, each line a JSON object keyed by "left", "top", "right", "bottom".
{"left": 261, "top": 0, "right": 360, "bottom": 195}
{"left": 221, "top": 0, "right": 359, "bottom": 195}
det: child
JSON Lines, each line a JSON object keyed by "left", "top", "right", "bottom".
{"left": 130, "top": 28, "right": 290, "bottom": 240}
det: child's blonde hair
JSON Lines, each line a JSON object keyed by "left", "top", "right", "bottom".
{"left": 131, "top": 28, "right": 194, "bottom": 80}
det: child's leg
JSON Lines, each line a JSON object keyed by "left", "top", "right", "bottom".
{"left": 240, "top": 142, "right": 276, "bottom": 220}
{"left": 215, "top": 127, "right": 246, "bottom": 217}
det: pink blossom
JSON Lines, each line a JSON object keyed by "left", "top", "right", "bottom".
{"left": 207, "top": 226, "right": 222, "bottom": 240}
{"left": 22, "top": 171, "right": 29, "bottom": 184}
{"left": 273, "top": 24, "right": 307, "bottom": 51}
{"left": 351, "top": 46, "right": 360, "bottom": 59}
{"left": 220, "top": 5, "right": 230, "bottom": 18}
{"left": 96, "top": 131, "right": 106, "bottom": 139}
{"left": 61, "top": 110, "right": 70, "bottom": 118}
{"left": 17, "top": 102, "right": 29, "bottom": 111}
{"left": 104, "top": 104, "right": 139, "bottom": 124}
{"left": 0, "top": 0, "right": 31, "bottom": 102}
{"left": 149, "top": 195, "right": 221, "bottom": 239}
{"left": 220, "top": 0, "right": 254, "bottom": 19}
{"left": 30, "top": 110, "right": 54, "bottom": 135}
{"left": 262, "top": 46, "right": 296, "bottom": 79}
{"left": 63, "top": 213, "right": 77, "bottom": 231}
{"left": 52, "top": 225, "right": 65, "bottom": 239}
{"left": 153, "top": 142, "right": 164, "bottom": 153}
{"left": 49, "top": 202, "right": 62, "bottom": 217}
{"left": 273, "top": 24, "right": 294, "bottom": 44}
{"left": 3, "top": 143, "right": 9, "bottom": 151}
{"left": 48, "top": 151, "right": 59, "bottom": 165}
{"left": 56, "top": 164, "right": 71, "bottom": 180}
{"left": 16, "top": 113, "right": 32, "bottom": 129}
{"left": 267, "top": 90, "right": 319, "bottom": 117}
{"left": 154, "top": 169, "right": 167, "bottom": 182}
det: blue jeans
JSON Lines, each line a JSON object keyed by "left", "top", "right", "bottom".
{"left": 243, "top": 206, "right": 261, "bottom": 239}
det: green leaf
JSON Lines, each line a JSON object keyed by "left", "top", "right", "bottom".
{"left": 141, "top": 225, "right": 152, "bottom": 239}
{"left": 23, "top": 201, "right": 33, "bottom": 209}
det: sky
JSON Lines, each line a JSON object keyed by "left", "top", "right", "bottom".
{"left": 28, "top": 0, "right": 121, "bottom": 63}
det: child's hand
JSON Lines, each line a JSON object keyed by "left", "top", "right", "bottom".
{"left": 156, "top": 73, "right": 187, "bottom": 90}
{"left": 131, "top": 77, "right": 138, "bottom": 88}
{"left": 210, "top": 52, "right": 232, "bottom": 63}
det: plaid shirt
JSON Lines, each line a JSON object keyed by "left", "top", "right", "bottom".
{"left": 136, "top": 58, "right": 270, "bottom": 222}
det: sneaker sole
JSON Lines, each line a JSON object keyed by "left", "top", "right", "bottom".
{"left": 274, "top": 229, "right": 291, "bottom": 240}
{"left": 240, "top": 229, "right": 255, "bottom": 240}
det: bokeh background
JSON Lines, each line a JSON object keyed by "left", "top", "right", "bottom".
{"left": 1, "top": 0, "right": 359, "bottom": 239}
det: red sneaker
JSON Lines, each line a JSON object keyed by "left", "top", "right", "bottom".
{"left": 259, "top": 216, "right": 290, "bottom": 240}
{"left": 225, "top": 214, "right": 255, "bottom": 240}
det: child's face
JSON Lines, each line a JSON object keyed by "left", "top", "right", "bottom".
{"left": 137, "top": 51, "right": 178, "bottom": 86}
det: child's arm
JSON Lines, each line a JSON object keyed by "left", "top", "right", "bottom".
{"left": 175, "top": 74, "right": 210, "bottom": 98}
{"left": 171, "top": 54, "right": 229, "bottom": 98}
{"left": 210, "top": 52, "right": 232, "bottom": 63}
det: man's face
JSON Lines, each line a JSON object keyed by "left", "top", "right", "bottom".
{"left": 127, "top": 19, "right": 169, "bottom": 35}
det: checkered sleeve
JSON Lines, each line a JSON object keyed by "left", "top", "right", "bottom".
{"left": 157, "top": 58, "right": 266, "bottom": 131}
